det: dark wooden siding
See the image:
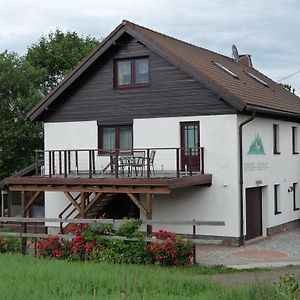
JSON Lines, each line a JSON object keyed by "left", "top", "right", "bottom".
{"left": 41, "top": 33, "right": 236, "bottom": 124}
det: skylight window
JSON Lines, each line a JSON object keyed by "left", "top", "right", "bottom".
{"left": 246, "top": 72, "right": 269, "bottom": 87}
{"left": 212, "top": 62, "right": 239, "bottom": 79}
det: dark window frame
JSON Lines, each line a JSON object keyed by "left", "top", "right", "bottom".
{"left": 273, "top": 124, "right": 280, "bottom": 155}
{"left": 98, "top": 125, "right": 133, "bottom": 153}
{"left": 274, "top": 184, "right": 281, "bottom": 215}
{"left": 292, "top": 126, "right": 299, "bottom": 154}
{"left": 293, "top": 183, "right": 299, "bottom": 211}
{"left": 114, "top": 57, "right": 150, "bottom": 89}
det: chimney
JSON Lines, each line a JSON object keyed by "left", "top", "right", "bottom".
{"left": 238, "top": 54, "right": 253, "bottom": 67}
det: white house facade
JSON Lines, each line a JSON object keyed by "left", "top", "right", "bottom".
{"left": 4, "top": 20, "right": 300, "bottom": 245}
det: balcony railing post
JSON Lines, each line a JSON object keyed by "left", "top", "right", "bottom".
{"left": 75, "top": 150, "right": 79, "bottom": 175}
{"left": 48, "top": 151, "right": 52, "bottom": 177}
{"left": 59, "top": 151, "right": 62, "bottom": 175}
{"left": 189, "top": 148, "right": 192, "bottom": 176}
{"left": 67, "top": 151, "right": 71, "bottom": 174}
{"left": 52, "top": 151, "right": 55, "bottom": 176}
{"left": 92, "top": 150, "right": 96, "bottom": 175}
{"left": 64, "top": 151, "right": 67, "bottom": 178}
{"left": 88, "top": 150, "right": 92, "bottom": 179}
{"left": 115, "top": 150, "right": 119, "bottom": 178}
{"left": 176, "top": 148, "right": 180, "bottom": 178}
{"left": 201, "top": 147, "right": 204, "bottom": 174}
{"left": 35, "top": 151, "right": 39, "bottom": 176}
{"left": 147, "top": 149, "right": 150, "bottom": 178}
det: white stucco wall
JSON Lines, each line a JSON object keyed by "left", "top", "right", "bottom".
{"left": 44, "top": 115, "right": 241, "bottom": 237}
{"left": 44, "top": 121, "right": 98, "bottom": 223}
{"left": 241, "top": 116, "right": 300, "bottom": 235}
{"left": 135, "top": 114, "right": 240, "bottom": 237}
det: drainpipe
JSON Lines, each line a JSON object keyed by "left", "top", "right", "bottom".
{"left": 239, "top": 112, "right": 255, "bottom": 246}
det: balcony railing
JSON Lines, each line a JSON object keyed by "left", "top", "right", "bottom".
{"left": 35, "top": 147, "right": 205, "bottom": 179}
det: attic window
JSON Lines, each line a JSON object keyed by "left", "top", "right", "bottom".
{"left": 115, "top": 57, "right": 149, "bottom": 88}
{"left": 212, "top": 62, "right": 239, "bottom": 79}
{"left": 246, "top": 72, "right": 269, "bottom": 87}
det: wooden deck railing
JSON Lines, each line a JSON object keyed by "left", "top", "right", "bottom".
{"left": 34, "top": 147, "right": 205, "bottom": 179}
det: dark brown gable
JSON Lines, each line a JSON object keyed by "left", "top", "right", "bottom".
{"left": 40, "top": 34, "right": 236, "bottom": 124}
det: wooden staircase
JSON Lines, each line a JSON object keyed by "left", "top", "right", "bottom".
{"left": 60, "top": 193, "right": 115, "bottom": 233}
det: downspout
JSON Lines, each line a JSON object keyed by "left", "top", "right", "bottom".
{"left": 239, "top": 112, "right": 255, "bottom": 246}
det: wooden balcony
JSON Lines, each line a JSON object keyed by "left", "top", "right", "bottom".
{"left": 5, "top": 147, "right": 212, "bottom": 194}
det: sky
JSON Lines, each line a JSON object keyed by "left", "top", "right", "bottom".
{"left": 0, "top": 0, "right": 299, "bottom": 94}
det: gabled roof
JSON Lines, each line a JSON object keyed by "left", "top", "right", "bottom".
{"left": 28, "top": 20, "right": 300, "bottom": 121}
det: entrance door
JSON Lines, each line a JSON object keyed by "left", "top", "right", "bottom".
{"left": 246, "top": 187, "right": 262, "bottom": 240}
{"left": 180, "top": 121, "right": 200, "bottom": 172}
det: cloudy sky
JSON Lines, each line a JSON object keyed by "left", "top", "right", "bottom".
{"left": 0, "top": 0, "right": 299, "bottom": 94}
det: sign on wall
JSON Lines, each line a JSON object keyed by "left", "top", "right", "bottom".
{"left": 247, "top": 134, "right": 265, "bottom": 155}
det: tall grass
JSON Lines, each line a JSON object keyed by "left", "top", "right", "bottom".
{"left": 0, "top": 254, "right": 280, "bottom": 300}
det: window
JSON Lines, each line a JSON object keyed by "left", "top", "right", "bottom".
{"left": 273, "top": 124, "right": 280, "bottom": 154}
{"left": 212, "top": 61, "right": 239, "bottom": 79}
{"left": 115, "top": 57, "right": 149, "bottom": 87}
{"left": 293, "top": 183, "right": 299, "bottom": 211}
{"left": 99, "top": 126, "right": 133, "bottom": 151}
{"left": 246, "top": 72, "right": 269, "bottom": 87}
{"left": 292, "top": 126, "right": 299, "bottom": 154}
{"left": 274, "top": 184, "right": 281, "bottom": 215}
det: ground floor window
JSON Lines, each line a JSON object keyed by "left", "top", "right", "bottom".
{"left": 98, "top": 125, "right": 133, "bottom": 151}
{"left": 293, "top": 183, "right": 299, "bottom": 211}
{"left": 274, "top": 184, "right": 281, "bottom": 215}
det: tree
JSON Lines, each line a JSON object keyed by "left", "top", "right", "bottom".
{"left": 26, "top": 29, "right": 100, "bottom": 94}
{"left": 0, "top": 52, "right": 43, "bottom": 180}
{"left": 0, "top": 30, "right": 100, "bottom": 180}
{"left": 279, "top": 83, "right": 296, "bottom": 94}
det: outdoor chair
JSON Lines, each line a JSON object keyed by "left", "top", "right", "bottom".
{"left": 130, "top": 151, "right": 146, "bottom": 177}
{"left": 148, "top": 150, "right": 156, "bottom": 176}
{"left": 118, "top": 151, "right": 132, "bottom": 176}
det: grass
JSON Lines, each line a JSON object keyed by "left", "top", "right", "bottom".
{"left": 0, "top": 254, "right": 281, "bottom": 300}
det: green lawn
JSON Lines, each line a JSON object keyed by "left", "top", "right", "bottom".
{"left": 0, "top": 254, "right": 280, "bottom": 300}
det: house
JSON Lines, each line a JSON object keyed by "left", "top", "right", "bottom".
{"left": 4, "top": 20, "right": 300, "bottom": 245}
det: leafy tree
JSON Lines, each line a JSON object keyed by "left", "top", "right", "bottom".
{"left": 0, "top": 52, "right": 43, "bottom": 180}
{"left": 0, "top": 30, "right": 100, "bottom": 180}
{"left": 26, "top": 29, "right": 100, "bottom": 94}
{"left": 279, "top": 83, "right": 296, "bottom": 93}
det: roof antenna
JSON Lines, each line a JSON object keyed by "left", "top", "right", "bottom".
{"left": 232, "top": 45, "right": 239, "bottom": 61}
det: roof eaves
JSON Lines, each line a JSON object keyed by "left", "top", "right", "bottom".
{"left": 245, "top": 104, "right": 300, "bottom": 120}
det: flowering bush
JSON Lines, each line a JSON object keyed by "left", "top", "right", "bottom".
{"left": 37, "top": 223, "right": 98, "bottom": 260}
{"left": 144, "top": 229, "right": 193, "bottom": 266}
{"left": 36, "top": 221, "right": 192, "bottom": 266}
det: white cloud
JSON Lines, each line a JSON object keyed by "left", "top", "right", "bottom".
{"left": 0, "top": 0, "right": 299, "bottom": 93}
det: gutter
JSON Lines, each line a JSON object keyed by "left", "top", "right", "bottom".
{"left": 239, "top": 112, "right": 255, "bottom": 245}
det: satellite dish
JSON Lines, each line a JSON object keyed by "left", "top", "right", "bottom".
{"left": 232, "top": 44, "right": 239, "bottom": 61}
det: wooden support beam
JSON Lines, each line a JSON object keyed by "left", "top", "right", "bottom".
{"left": 21, "top": 191, "right": 27, "bottom": 255}
{"left": 24, "top": 191, "right": 41, "bottom": 214}
{"left": 146, "top": 193, "right": 153, "bottom": 236}
{"left": 64, "top": 192, "right": 81, "bottom": 214}
{"left": 84, "top": 192, "right": 107, "bottom": 214}
{"left": 127, "top": 193, "right": 147, "bottom": 216}
{"left": 81, "top": 192, "right": 85, "bottom": 218}
{"left": 8, "top": 185, "right": 170, "bottom": 194}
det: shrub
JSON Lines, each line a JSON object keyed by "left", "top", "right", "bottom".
{"left": 115, "top": 219, "right": 143, "bottom": 238}
{"left": 274, "top": 273, "right": 299, "bottom": 300}
{"left": 36, "top": 221, "right": 192, "bottom": 266}
{"left": 144, "top": 229, "right": 193, "bottom": 266}
{"left": 0, "top": 228, "right": 21, "bottom": 253}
